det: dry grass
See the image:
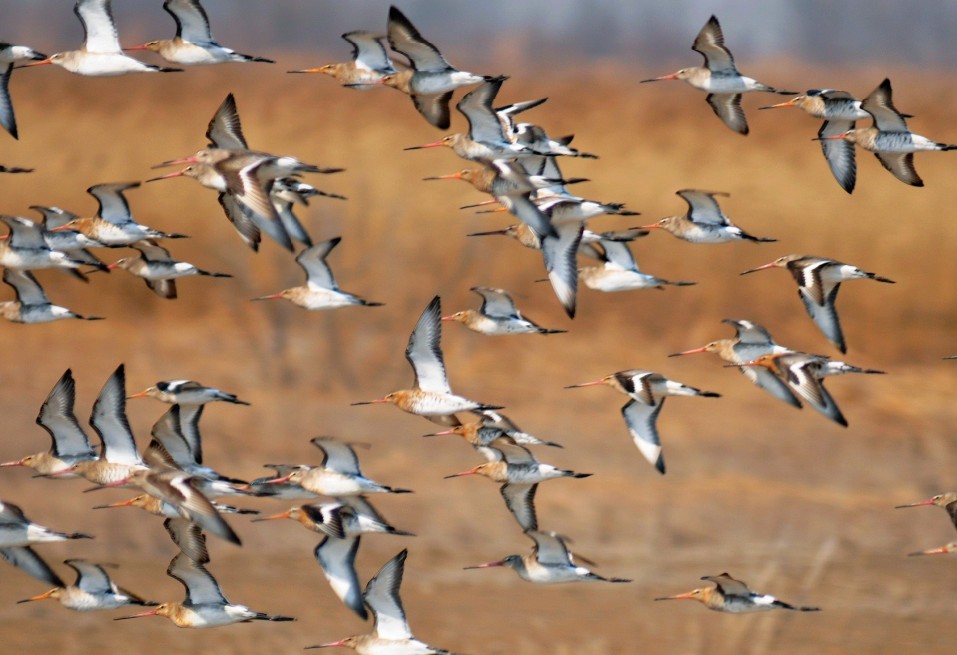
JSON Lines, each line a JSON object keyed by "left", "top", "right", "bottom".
{"left": 0, "top": 57, "right": 956, "bottom": 654}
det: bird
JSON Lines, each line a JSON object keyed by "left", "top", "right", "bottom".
{"left": 669, "top": 318, "right": 801, "bottom": 409}
{"left": 289, "top": 32, "right": 395, "bottom": 88}
{"left": 0, "top": 269, "right": 103, "bottom": 323}
{"left": 639, "top": 189, "right": 775, "bottom": 243}
{"left": 465, "top": 530, "right": 631, "bottom": 584}
{"left": 243, "top": 465, "right": 321, "bottom": 501}
{"left": 578, "top": 238, "right": 696, "bottom": 293}
{"left": 444, "top": 441, "right": 589, "bottom": 531}
{"left": 816, "top": 78, "right": 957, "bottom": 187}
{"left": 908, "top": 542, "right": 957, "bottom": 557}
{"left": 352, "top": 296, "right": 502, "bottom": 425}
{"left": 115, "top": 553, "right": 294, "bottom": 627}
{"left": 655, "top": 573, "right": 819, "bottom": 613}
{"left": 253, "top": 237, "right": 383, "bottom": 309}
{"left": 52, "top": 182, "right": 187, "bottom": 246}
{"left": 0, "top": 43, "right": 47, "bottom": 139}
{"left": 305, "top": 549, "right": 457, "bottom": 655}
{"left": 759, "top": 89, "right": 874, "bottom": 193}
{"left": 18, "top": 559, "right": 156, "bottom": 611}
{"left": 50, "top": 364, "right": 147, "bottom": 485}
{"left": 101, "top": 465, "right": 242, "bottom": 546}
{"left": 373, "top": 5, "right": 488, "bottom": 129}
{"left": 565, "top": 370, "right": 720, "bottom": 474}
{"left": 424, "top": 418, "right": 561, "bottom": 450}
{"left": 740, "top": 254, "right": 894, "bottom": 353}
{"left": 0, "top": 369, "right": 97, "bottom": 475}
{"left": 640, "top": 15, "right": 795, "bottom": 134}
{"left": 734, "top": 352, "right": 880, "bottom": 427}
{"left": 254, "top": 500, "right": 412, "bottom": 620}
{"left": 0, "top": 499, "right": 93, "bottom": 547}
{"left": 107, "top": 241, "right": 231, "bottom": 300}
{"left": 896, "top": 492, "right": 957, "bottom": 533}
{"left": 128, "top": 379, "right": 249, "bottom": 407}
{"left": 261, "top": 437, "right": 411, "bottom": 498}
{"left": 442, "top": 287, "right": 565, "bottom": 335}
{"left": 28, "top": 205, "right": 107, "bottom": 276}
{"left": 24, "top": 0, "right": 183, "bottom": 76}
{"left": 0, "top": 215, "right": 86, "bottom": 271}
{"left": 404, "top": 77, "right": 546, "bottom": 162}
{"left": 126, "top": 0, "right": 274, "bottom": 66}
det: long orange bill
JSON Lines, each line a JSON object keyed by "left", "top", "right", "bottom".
{"left": 563, "top": 379, "right": 605, "bottom": 389}
{"left": 668, "top": 347, "right": 708, "bottom": 357}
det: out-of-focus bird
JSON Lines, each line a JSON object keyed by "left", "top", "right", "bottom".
{"left": 18, "top": 559, "right": 156, "bottom": 611}
{"left": 126, "top": 0, "right": 274, "bottom": 65}
{"left": 655, "top": 573, "right": 819, "bottom": 613}
{"left": 0, "top": 269, "right": 103, "bottom": 323}
{"left": 108, "top": 241, "right": 231, "bottom": 300}
{"left": 579, "top": 239, "right": 696, "bottom": 293}
{"left": 0, "top": 43, "right": 47, "bottom": 138}
{"left": 24, "top": 0, "right": 182, "bottom": 76}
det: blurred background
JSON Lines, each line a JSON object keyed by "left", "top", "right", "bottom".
{"left": 1, "top": 2, "right": 956, "bottom": 654}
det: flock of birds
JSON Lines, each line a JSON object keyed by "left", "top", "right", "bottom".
{"left": 1, "top": 0, "right": 955, "bottom": 652}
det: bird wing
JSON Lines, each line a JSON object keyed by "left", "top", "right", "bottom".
{"left": 163, "top": 517, "right": 209, "bottom": 564}
{"left": 498, "top": 192, "right": 553, "bottom": 241}
{"left": 132, "top": 240, "right": 174, "bottom": 263}
{"left": 167, "top": 552, "right": 228, "bottom": 606}
{"left": 343, "top": 31, "right": 394, "bottom": 73}
{"left": 4, "top": 269, "right": 49, "bottom": 306}
{"left": 781, "top": 356, "right": 847, "bottom": 425}
{"left": 163, "top": 0, "right": 214, "bottom": 43}
{"left": 542, "top": 221, "right": 583, "bottom": 319}
{"left": 677, "top": 189, "right": 730, "bottom": 225}
{"left": 36, "top": 369, "right": 94, "bottom": 458}
{"left": 387, "top": 6, "right": 452, "bottom": 72}
{"left": 798, "top": 284, "right": 846, "bottom": 354}
{"left": 741, "top": 366, "right": 803, "bottom": 409}
{"left": 875, "top": 152, "right": 923, "bottom": 187}
{"left": 471, "top": 287, "right": 519, "bottom": 319}
{"left": 496, "top": 441, "right": 537, "bottom": 466}
{"left": 0, "top": 546, "right": 63, "bottom": 587}
{"left": 410, "top": 91, "right": 454, "bottom": 130}
{"left": 310, "top": 436, "right": 362, "bottom": 476}
{"left": 457, "top": 77, "right": 508, "bottom": 144}
{"left": 162, "top": 473, "right": 240, "bottom": 545}
{"left": 861, "top": 78, "right": 909, "bottom": 132}
{"left": 315, "top": 536, "right": 367, "bottom": 620}
{"left": 145, "top": 278, "right": 178, "bottom": 300}
{"left": 150, "top": 406, "right": 196, "bottom": 468}
{"left": 500, "top": 483, "right": 537, "bottom": 532}
{"left": 706, "top": 93, "right": 748, "bottom": 135}
{"left": 598, "top": 239, "right": 639, "bottom": 272}
{"left": 622, "top": 398, "right": 666, "bottom": 474}
{"left": 0, "top": 215, "right": 46, "bottom": 249}
{"left": 406, "top": 296, "right": 450, "bottom": 393}
{"left": 75, "top": 0, "right": 121, "bottom": 53}
{"left": 89, "top": 364, "right": 143, "bottom": 466}
{"left": 528, "top": 530, "right": 573, "bottom": 565}
{"left": 692, "top": 16, "right": 737, "bottom": 74}
{"left": 703, "top": 572, "right": 751, "bottom": 597}
{"left": 217, "top": 192, "right": 261, "bottom": 251}
{"left": 366, "top": 549, "right": 413, "bottom": 640}
{"left": 296, "top": 237, "right": 341, "bottom": 291}
{"left": 176, "top": 404, "right": 205, "bottom": 465}
{"left": 65, "top": 559, "right": 115, "bottom": 594}
{"left": 87, "top": 182, "right": 137, "bottom": 224}
{"left": 818, "top": 119, "right": 856, "bottom": 194}
{"left": 0, "top": 64, "right": 16, "bottom": 139}
{"left": 722, "top": 319, "right": 773, "bottom": 345}
{"left": 205, "top": 93, "right": 248, "bottom": 150}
